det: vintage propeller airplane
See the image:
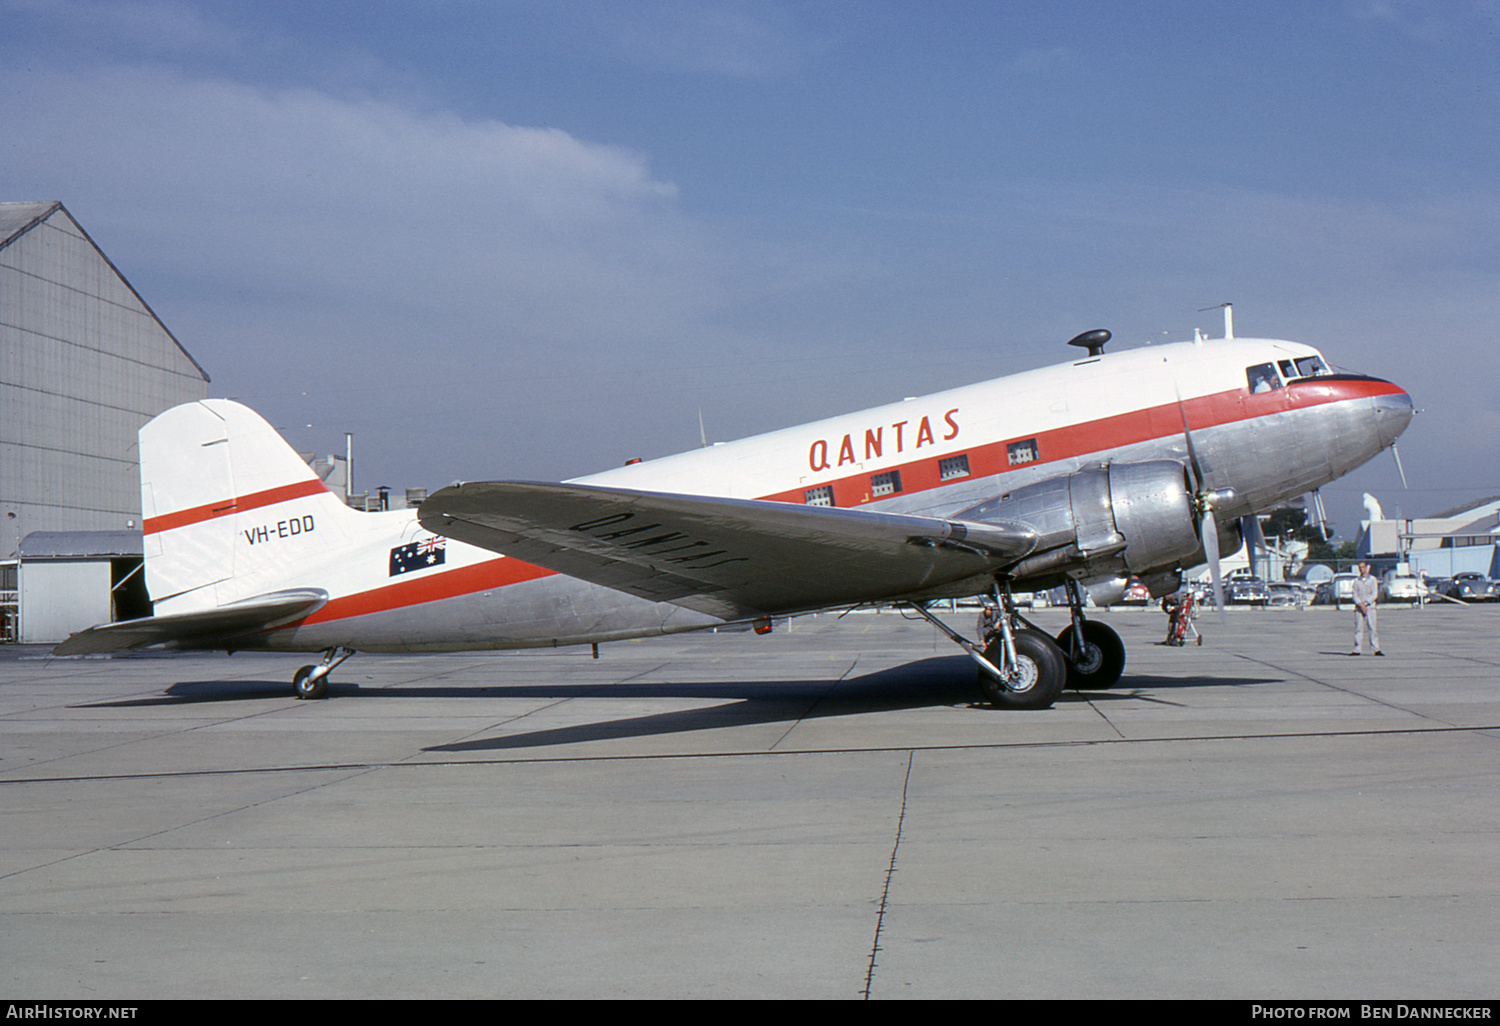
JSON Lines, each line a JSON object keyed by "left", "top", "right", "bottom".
{"left": 55, "top": 320, "right": 1413, "bottom": 710}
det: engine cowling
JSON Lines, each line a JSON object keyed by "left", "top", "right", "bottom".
{"left": 956, "top": 460, "right": 1203, "bottom": 586}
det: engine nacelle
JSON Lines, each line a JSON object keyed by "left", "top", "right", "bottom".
{"left": 1084, "top": 576, "right": 1129, "bottom": 607}
{"left": 956, "top": 460, "right": 1202, "bottom": 586}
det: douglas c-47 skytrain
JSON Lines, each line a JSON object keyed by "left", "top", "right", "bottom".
{"left": 56, "top": 322, "right": 1413, "bottom": 710}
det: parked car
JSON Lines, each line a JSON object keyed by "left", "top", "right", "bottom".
{"left": 1266, "top": 582, "right": 1311, "bottom": 607}
{"left": 1380, "top": 570, "right": 1426, "bottom": 605}
{"left": 1120, "top": 577, "right": 1152, "bottom": 605}
{"left": 1324, "top": 572, "right": 1358, "bottom": 609}
{"left": 1443, "top": 572, "right": 1500, "bottom": 602}
{"left": 1227, "top": 574, "right": 1269, "bottom": 606}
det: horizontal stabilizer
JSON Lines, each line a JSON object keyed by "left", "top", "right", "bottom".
{"left": 419, "top": 482, "right": 1037, "bottom": 619}
{"left": 52, "top": 589, "right": 329, "bottom": 656}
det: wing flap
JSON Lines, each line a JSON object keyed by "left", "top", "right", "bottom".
{"left": 51, "top": 588, "right": 329, "bottom": 655}
{"left": 419, "top": 482, "right": 1036, "bottom": 619}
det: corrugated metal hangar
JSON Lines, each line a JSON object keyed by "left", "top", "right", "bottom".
{"left": 1, "top": 201, "right": 210, "bottom": 642}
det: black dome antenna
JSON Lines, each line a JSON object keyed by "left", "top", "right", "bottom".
{"left": 1067, "top": 328, "right": 1111, "bottom": 357}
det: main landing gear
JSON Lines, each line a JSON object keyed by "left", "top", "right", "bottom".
{"left": 292, "top": 647, "right": 355, "bottom": 700}
{"left": 1052, "top": 580, "right": 1126, "bottom": 691}
{"left": 909, "top": 579, "right": 1125, "bottom": 710}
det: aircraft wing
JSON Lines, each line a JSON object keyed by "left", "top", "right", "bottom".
{"left": 51, "top": 589, "right": 329, "bottom": 656}
{"left": 419, "top": 482, "right": 1037, "bottom": 620}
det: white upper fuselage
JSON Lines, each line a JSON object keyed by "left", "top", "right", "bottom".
{"left": 580, "top": 337, "right": 1314, "bottom": 504}
{"left": 139, "top": 336, "right": 1411, "bottom": 652}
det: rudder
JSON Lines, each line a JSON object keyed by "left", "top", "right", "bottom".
{"left": 140, "top": 400, "right": 355, "bottom": 610}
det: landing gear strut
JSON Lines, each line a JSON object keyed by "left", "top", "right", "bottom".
{"left": 908, "top": 583, "right": 1067, "bottom": 710}
{"left": 1052, "top": 580, "right": 1126, "bottom": 690}
{"left": 976, "top": 625, "right": 1066, "bottom": 710}
{"left": 292, "top": 647, "right": 355, "bottom": 700}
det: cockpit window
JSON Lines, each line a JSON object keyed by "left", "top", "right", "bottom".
{"left": 1271, "top": 355, "right": 1332, "bottom": 385}
{"left": 1246, "top": 363, "right": 1281, "bottom": 394}
{"left": 1292, "top": 355, "right": 1328, "bottom": 378}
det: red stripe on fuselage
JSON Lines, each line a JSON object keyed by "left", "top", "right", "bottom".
{"left": 179, "top": 376, "right": 1406, "bottom": 633}
{"left": 144, "top": 479, "right": 332, "bottom": 535}
{"left": 761, "top": 377, "right": 1404, "bottom": 506}
{"left": 296, "top": 555, "right": 555, "bottom": 625}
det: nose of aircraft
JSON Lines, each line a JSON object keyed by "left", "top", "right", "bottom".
{"left": 1374, "top": 383, "right": 1414, "bottom": 448}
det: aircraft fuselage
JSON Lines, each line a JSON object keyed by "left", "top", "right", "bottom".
{"left": 164, "top": 335, "right": 1409, "bottom": 654}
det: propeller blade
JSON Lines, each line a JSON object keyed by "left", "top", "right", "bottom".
{"left": 1311, "top": 489, "right": 1332, "bottom": 542}
{"left": 1391, "top": 443, "right": 1409, "bottom": 490}
{"left": 1243, "top": 513, "right": 1266, "bottom": 581}
{"left": 1203, "top": 507, "right": 1226, "bottom": 616}
{"left": 1179, "top": 381, "right": 1229, "bottom": 618}
{"left": 1174, "top": 384, "right": 1207, "bottom": 490}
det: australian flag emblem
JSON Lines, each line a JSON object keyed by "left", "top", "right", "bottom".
{"left": 390, "top": 537, "right": 446, "bottom": 576}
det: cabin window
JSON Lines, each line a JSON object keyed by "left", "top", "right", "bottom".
{"left": 1006, "top": 438, "right": 1039, "bottom": 466}
{"left": 1245, "top": 363, "right": 1282, "bottom": 394}
{"left": 939, "top": 454, "right": 971, "bottom": 480}
{"left": 804, "top": 485, "right": 835, "bottom": 507}
{"left": 871, "top": 470, "right": 902, "bottom": 497}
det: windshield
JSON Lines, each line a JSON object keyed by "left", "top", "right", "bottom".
{"left": 1279, "top": 355, "right": 1329, "bottom": 380}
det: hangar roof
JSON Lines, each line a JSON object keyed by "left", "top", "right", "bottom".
{"left": 0, "top": 199, "right": 209, "bottom": 383}
{"left": 0, "top": 201, "right": 60, "bottom": 246}
{"left": 19, "top": 531, "right": 144, "bottom": 560}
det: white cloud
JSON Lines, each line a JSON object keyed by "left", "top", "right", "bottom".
{"left": 2, "top": 63, "right": 728, "bottom": 347}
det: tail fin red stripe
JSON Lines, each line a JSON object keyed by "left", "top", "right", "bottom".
{"left": 144, "top": 479, "right": 333, "bottom": 535}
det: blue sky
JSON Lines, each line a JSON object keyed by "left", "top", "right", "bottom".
{"left": 3, "top": 0, "right": 1497, "bottom": 538}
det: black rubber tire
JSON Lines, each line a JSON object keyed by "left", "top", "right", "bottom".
{"left": 1053, "top": 621, "right": 1127, "bottom": 690}
{"left": 293, "top": 665, "right": 327, "bottom": 700}
{"left": 977, "top": 629, "right": 1067, "bottom": 710}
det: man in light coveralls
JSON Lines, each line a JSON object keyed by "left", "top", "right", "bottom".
{"left": 1350, "top": 561, "right": 1383, "bottom": 656}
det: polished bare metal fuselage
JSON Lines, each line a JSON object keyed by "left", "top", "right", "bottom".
{"left": 254, "top": 342, "right": 1412, "bottom": 654}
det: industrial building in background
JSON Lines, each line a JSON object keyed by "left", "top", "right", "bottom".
{"left": 1357, "top": 494, "right": 1500, "bottom": 580}
{"left": 1, "top": 201, "right": 210, "bottom": 642}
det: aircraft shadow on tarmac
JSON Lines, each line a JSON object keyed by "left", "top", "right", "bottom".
{"left": 79, "top": 659, "right": 1278, "bottom": 749}
{"left": 411, "top": 663, "right": 1280, "bottom": 753}
{"left": 83, "top": 679, "right": 309, "bottom": 706}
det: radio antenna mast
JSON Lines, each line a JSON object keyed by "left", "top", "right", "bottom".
{"left": 1197, "top": 302, "right": 1234, "bottom": 340}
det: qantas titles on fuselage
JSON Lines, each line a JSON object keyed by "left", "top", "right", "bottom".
{"left": 807, "top": 408, "right": 961, "bottom": 472}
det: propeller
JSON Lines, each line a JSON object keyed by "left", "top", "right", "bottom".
{"left": 1311, "top": 489, "right": 1332, "bottom": 542}
{"left": 1242, "top": 510, "right": 1267, "bottom": 582}
{"left": 1176, "top": 385, "right": 1235, "bottom": 615}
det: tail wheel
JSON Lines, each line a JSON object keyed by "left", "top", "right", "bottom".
{"left": 978, "top": 629, "right": 1066, "bottom": 710}
{"left": 1054, "top": 621, "right": 1126, "bottom": 690}
{"left": 293, "top": 665, "right": 327, "bottom": 700}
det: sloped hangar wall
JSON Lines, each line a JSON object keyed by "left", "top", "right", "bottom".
{"left": 0, "top": 204, "right": 209, "bottom": 557}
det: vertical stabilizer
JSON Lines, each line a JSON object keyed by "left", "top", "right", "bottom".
{"left": 140, "top": 400, "right": 356, "bottom": 610}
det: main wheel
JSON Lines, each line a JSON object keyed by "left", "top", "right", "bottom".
{"left": 1053, "top": 621, "right": 1126, "bottom": 690}
{"left": 293, "top": 665, "right": 327, "bottom": 700}
{"left": 977, "top": 629, "right": 1066, "bottom": 710}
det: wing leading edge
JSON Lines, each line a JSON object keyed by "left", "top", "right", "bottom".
{"left": 419, "top": 481, "right": 1037, "bottom": 620}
